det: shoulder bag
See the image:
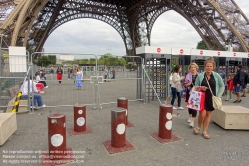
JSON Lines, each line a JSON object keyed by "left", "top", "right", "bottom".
{"left": 205, "top": 76, "right": 223, "bottom": 110}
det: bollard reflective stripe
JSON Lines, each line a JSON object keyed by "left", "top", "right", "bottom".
{"left": 11, "top": 91, "right": 22, "bottom": 113}
{"left": 158, "top": 104, "right": 172, "bottom": 139}
{"left": 111, "top": 107, "right": 126, "bottom": 148}
{"left": 74, "top": 104, "right": 86, "bottom": 132}
{"left": 48, "top": 114, "right": 66, "bottom": 160}
{"left": 117, "top": 97, "right": 128, "bottom": 125}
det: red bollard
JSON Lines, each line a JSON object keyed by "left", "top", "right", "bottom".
{"left": 103, "top": 107, "right": 135, "bottom": 154}
{"left": 117, "top": 97, "right": 128, "bottom": 125}
{"left": 150, "top": 104, "right": 181, "bottom": 144}
{"left": 74, "top": 104, "right": 86, "bottom": 132}
{"left": 41, "top": 114, "right": 74, "bottom": 166}
{"left": 111, "top": 108, "right": 126, "bottom": 148}
{"left": 69, "top": 104, "right": 92, "bottom": 136}
{"left": 158, "top": 104, "right": 172, "bottom": 139}
{"left": 117, "top": 97, "right": 134, "bottom": 127}
{"left": 48, "top": 114, "right": 66, "bottom": 160}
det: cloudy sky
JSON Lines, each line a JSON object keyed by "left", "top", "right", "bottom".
{"left": 44, "top": 0, "right": 249, "bottom": 57}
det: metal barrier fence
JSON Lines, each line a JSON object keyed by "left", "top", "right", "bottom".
{"left": 0, "top": 50, "right": 166, "bottom": 113}
{"left": 28, "top": 53, "right": 145, "bottom": 110}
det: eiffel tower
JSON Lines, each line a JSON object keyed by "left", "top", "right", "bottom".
{"left": 0, "top": 0, "right": 249, "bottom": 57}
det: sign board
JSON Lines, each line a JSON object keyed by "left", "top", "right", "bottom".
{"left": 9, "top": 46, "right": 27, "bottom": 72}
{"left": 136, "top": 46, "right": 249, "bottom": 58}
{"left": 171, "top": 48, "right": 191, "bottom": 55}
{"left": 60, "top": 54, "right": 74, "bottom": 61}
{"left": 136, "top": 46, "right": 171, "bottom": 55}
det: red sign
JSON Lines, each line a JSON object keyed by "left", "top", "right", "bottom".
{"left": 200, "top": 50, "right": 203, "bottom": 55}
{"left": 217, "top": 52, "right": 220, "bottom": 56}
{"left": 157, "top": 48, "right": 161, "bottom": 53}
{"left": 233, "top": 52, "right": 236, "bottom": 57}
{"left": 180, "top": 49, "right": 184, "bottom": 54}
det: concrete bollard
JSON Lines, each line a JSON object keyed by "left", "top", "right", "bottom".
{"left": 117, "top": 97, "right": 128, "bottom": 125}
{"left": 69, "top": 104, "right": 92, "bottom": 136}
{"left": 158, "top": 104, "right": 172, "bottom": 139}
{"left": 111, "top": 107, "right": 126, "bottom": 148}
{"left": 150, "top": 104, "right": 181, "bottom": 144}
{"left": 103, "top": 107, "right": 135, "bottom": 154}
{"left": 48, "top": 114, "right": 66, "bottom": 160}
{"left": 41, "top": 114, "right": 74, "bottom": 165}
{"left": 74, "top": 104, "right": 86, "bottom": 132}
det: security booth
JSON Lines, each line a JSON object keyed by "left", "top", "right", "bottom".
{"left": 136, "top": 46, "right": 171, "bottom": 103}
{"left": 136, "top": 46, "right": 249, "bottom": 103}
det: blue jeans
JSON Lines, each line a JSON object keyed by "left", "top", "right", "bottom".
{"left": 104, "top": 75, "right": 107, "bottom": 82}
{"left": 170, "top": 87, "right": 181, "bottom": 107}
{"left": 21, "top": 94, "right": 43, "bottom": 107}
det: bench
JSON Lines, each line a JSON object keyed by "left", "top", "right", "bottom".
{"left": 212, "top": 106, "right": 249, "bottom": 130}
{"left": 6, "top": 85, "right": 28, "bottom": 113}
{"left": 0, "top": 113, "right": 17, "bottom": 146}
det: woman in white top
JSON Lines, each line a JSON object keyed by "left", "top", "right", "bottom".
{"left": 170, "top": 65, "right": 185, "bottom": 109}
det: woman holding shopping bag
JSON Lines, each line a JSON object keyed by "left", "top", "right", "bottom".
{"left": 193, "top": 57, "right": 224, "bottom": 139}
{"left": 184, "top": 63, "right": 199, "bottom": 127}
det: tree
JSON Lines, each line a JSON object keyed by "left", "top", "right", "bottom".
{"left": 119, "top": 58, "right": 126, "bottom": 66}
{"left": 196, "top": 40, "right": 208, "bottom": 50}
{"left": 47, "top": 55, "right": 56, "bottom": 65}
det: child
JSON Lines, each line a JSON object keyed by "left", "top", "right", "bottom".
{"left": 225, "top": 74, "right": 234, "bottom": 101}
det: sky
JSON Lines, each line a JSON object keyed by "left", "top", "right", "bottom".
{"left": 43, "top": 0, "right": 249, "bottom": 57}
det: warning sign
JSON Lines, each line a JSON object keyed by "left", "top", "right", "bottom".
{"left": 180, "top": 49, "right": 184, "bottom": 54}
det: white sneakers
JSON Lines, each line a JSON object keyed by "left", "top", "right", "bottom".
{"left": 172, "top": 106, "right": 184, "bottom": 110}
{"left": 189, "top": 122, "right": 194, "bottom": 127}
{"left": 188, "top": 118, "right": 194, "bottom": 127}
{"left": 45, "top": 86, "right": 48, "bottom": 88}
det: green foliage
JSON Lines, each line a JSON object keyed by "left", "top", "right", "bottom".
{"left": 119, "top": 58, "right": 126, "bottom": 66}
{"left": 34, "top": 55, "right": 57, "bottom": 66}
{"left": 47, "top": 55, "right": 56, "bottom": 65}
{"left": 196, "top": 40, "right": 208, "bottom": 50}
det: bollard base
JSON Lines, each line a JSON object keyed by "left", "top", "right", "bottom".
{"left": 150, "top": 132, "right": 181, "bottom": 144}
{"left": 126, "top": 121, "right": 134, "bottom": 127}
{"left": 103, "top": 139, "right": 135, "bottom": 154}
{"left": 40, "top": 147, "right": 74, "bottom": 166}
{"left": 69, "top": 126, "right": 92, "bottom": 136}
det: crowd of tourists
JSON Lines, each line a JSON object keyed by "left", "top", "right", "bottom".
{"left": 166, "top": 57, "right": 248, "bottom": 139}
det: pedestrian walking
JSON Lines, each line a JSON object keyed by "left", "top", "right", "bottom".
{"left": 193, "top": 57, "right": 224, "bottom": 139}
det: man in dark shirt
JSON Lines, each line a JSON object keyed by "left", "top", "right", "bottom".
{"left": 233, "top": 65, "right": 245, "bottom": 103}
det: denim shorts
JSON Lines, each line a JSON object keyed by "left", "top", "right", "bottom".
{"left": 242, "top": 84, "right": 247, "bottom": 89}
{"left": 234, "top": 86, "right": 242, "bottom": 93}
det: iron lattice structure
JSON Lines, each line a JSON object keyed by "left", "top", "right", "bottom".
{"left": 0, "top": 0, "right": 249, "bottom": 56}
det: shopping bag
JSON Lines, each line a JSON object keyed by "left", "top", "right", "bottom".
{"left": 82, "top": 77, "right": 84, "bottom": 82}
{"left": 186, "top": 89, "right": 205, "bottom": 111}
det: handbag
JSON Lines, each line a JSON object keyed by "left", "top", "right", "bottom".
{"left": 175, "top": 83, "right": 183, "bottom": 92}
{"left": 186, "top": 86, "right": 205, "bottom": 111}
{"left": 205, "top": 77, "right": 223, "bottom": 110}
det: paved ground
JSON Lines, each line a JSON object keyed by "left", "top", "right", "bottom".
{"left": 1, "top": 72, "right": 249, "bottom": 166}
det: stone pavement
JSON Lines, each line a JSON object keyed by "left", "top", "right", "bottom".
{"left": 0, "top": 74, "right": 249, "bottom": 166}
